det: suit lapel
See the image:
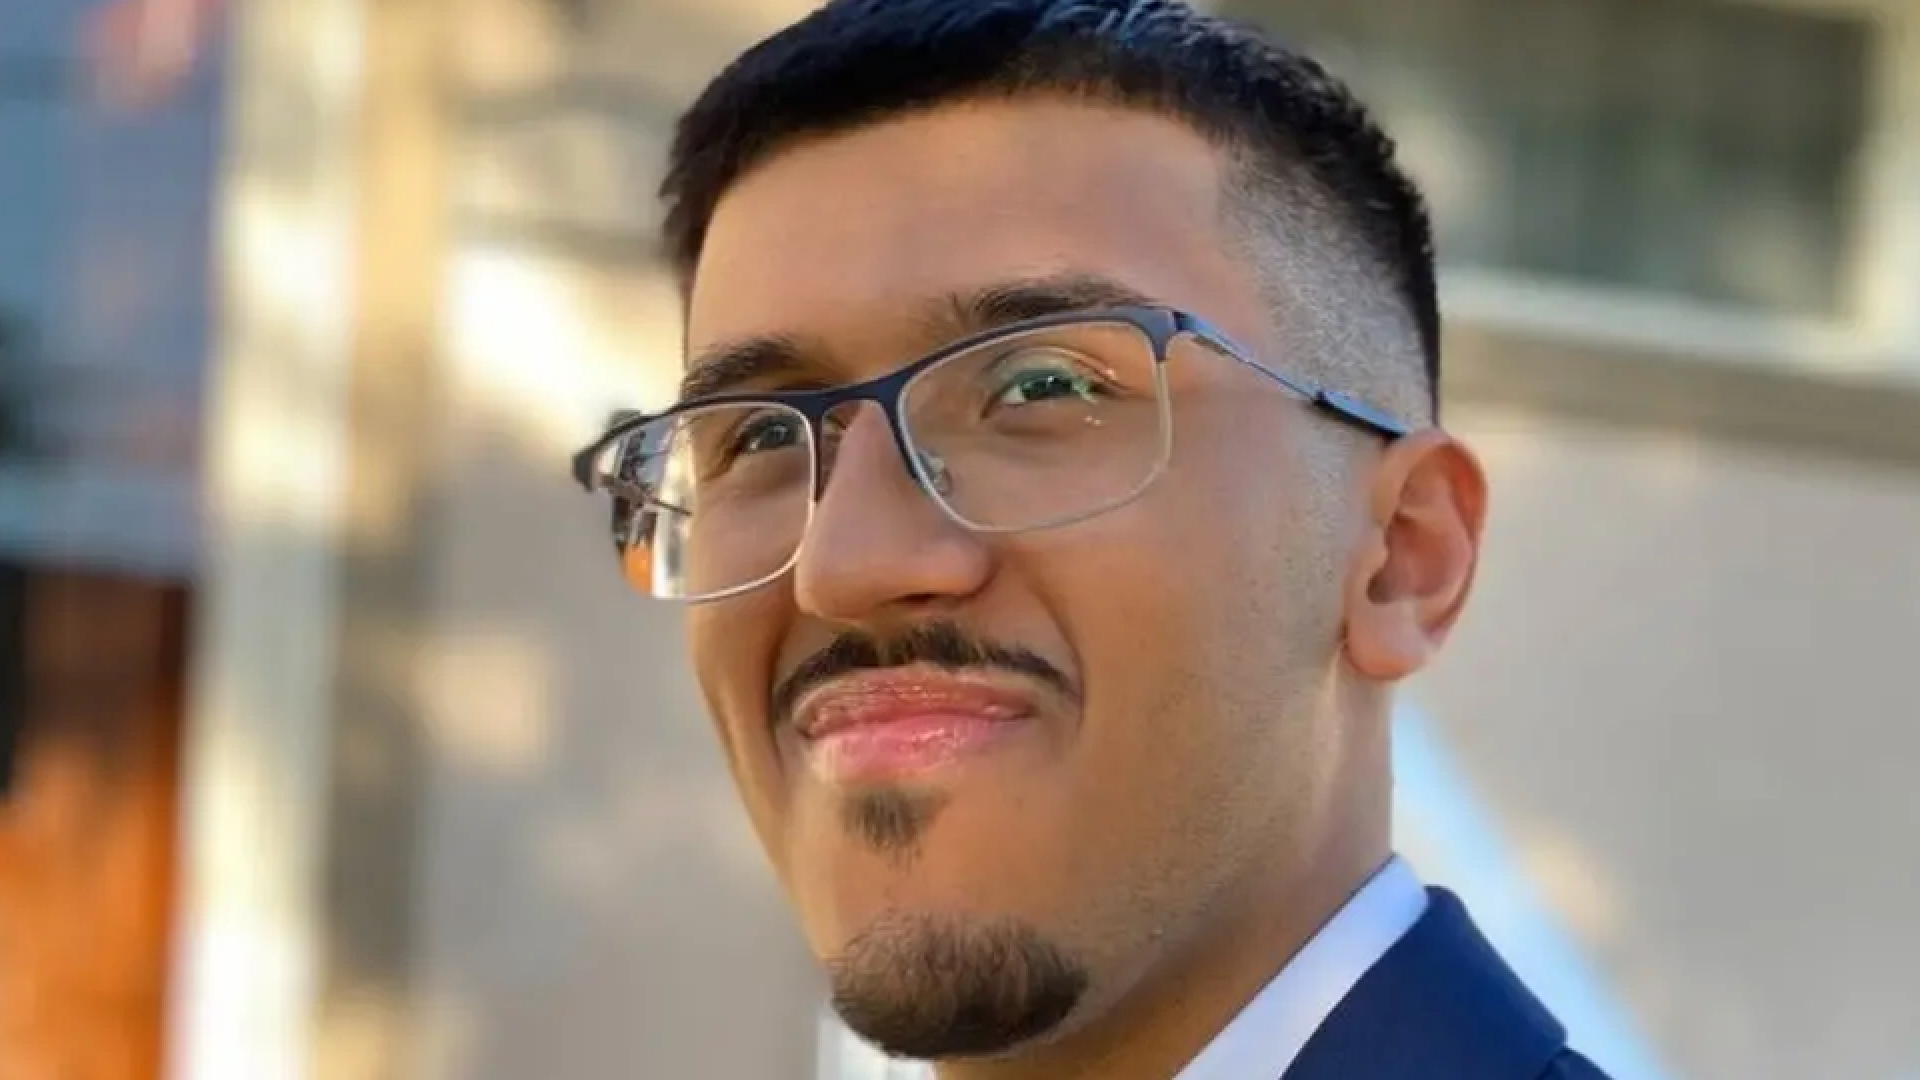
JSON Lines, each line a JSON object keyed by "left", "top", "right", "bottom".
{"left": 1281, "top": 888, "right": 1568, "bottom": 1080}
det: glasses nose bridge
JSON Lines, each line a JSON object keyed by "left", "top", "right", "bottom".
{"left": 810, "top": 383, "right": 931, "bottom": 504}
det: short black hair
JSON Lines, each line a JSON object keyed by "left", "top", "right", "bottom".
{"left": 661, "top": 0, "right": 1440, "bottom": 415}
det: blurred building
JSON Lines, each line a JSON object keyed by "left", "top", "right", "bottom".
{"left": 0, "top": 1, "right": 1914, "bottom": 1078}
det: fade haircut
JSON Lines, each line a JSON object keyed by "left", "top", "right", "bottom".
{"left": 660, "top": 0, "right": 1441, "bottom": 420}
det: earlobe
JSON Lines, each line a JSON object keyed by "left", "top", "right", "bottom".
{"left": 1341, "top": 431, "right": 1487, "bottom": 681}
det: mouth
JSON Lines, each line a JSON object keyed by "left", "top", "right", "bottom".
{"left": 791, "top": 668, "right": 1039, "bottom": 786}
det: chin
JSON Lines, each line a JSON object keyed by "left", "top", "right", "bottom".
{"left": 822, "top": 906, "right": 1092, "bottom": 1062}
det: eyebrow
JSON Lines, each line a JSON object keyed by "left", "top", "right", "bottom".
{"left": 949, "top": 272, "right": 1164, "bottom": 329}
{"left": 677, "top": 334, "right": 813, "bottom": 403}
{"left": 677, "top": 272, "right": 1167, "bottom": 403}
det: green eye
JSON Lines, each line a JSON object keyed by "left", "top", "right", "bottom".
{"left": 990, "top": 350, "right": 1109, "bottom": 408}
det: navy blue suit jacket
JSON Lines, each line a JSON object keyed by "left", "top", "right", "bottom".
{"left": 1283, "top": 888, "right": 1615, "bottom": 1080}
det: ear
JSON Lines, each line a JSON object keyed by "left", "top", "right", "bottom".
{"left": 1341, "top": 430, "right": 1488, "bottom": 680}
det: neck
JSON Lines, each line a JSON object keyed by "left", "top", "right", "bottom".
{"left": 933, "top": 832, "right": 1392, "bottom": 1080}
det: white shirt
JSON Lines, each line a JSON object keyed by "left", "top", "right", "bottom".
{"left": 1171, "top": 857, "right": 1429, "bottom": 1080}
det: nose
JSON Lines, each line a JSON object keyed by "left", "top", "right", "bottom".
{"left": 791, "top": 404, "right": 993, "bottom": 623}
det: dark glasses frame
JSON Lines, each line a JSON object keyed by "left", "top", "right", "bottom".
{"left": 572, "top": 304, "right": 1409, "bottom": 503}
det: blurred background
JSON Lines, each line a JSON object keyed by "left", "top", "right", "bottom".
{"left": 0, "top": 0, "right": 1915, "bottom": 1077}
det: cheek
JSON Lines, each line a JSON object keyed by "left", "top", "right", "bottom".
{"left": 1018, "top": 489, "right": 1255, "bottom": 783}
{"left": 1020, "top": 443, "right": 1332, "bottom": 802}
{"left": 687, "top": 602, "right": 792, "bottom": 841}
{"left": 998, "top": 512, "right": 1293, "bottom": 940}
{"left": 1023, "top": 448, "right": 1278, "bottom": 688}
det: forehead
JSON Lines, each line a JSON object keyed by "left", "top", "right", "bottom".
{"left": 684, "top": 101, "right": 1270, "bottom": 364}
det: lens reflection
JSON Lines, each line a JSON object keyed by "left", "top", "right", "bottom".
{"left": 597, "top": 401, "right": 815, "bottom": 600}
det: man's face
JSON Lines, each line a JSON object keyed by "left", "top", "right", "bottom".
{"left": 682, "top": 101, "right": 1414, "bottom": 1059}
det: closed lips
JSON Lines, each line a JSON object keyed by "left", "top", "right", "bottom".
{"left": 795, "top": 671, "right": 1036, "bottom": 738}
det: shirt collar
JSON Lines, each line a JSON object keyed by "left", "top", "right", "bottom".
{"left": 1172, "top": 856, "right": 1429, "bottom": 1080}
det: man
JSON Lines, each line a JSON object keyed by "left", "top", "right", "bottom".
{"left": 573, "top": 1, "right": 1614, "bottom": 1077}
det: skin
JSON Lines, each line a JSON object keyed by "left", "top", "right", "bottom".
{"left": 681, "top": 100, "right": 1487, "bottom": 1080}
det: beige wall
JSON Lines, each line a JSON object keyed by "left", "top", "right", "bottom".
{"left": 1418, "top": 399, "right": 1920, "bottom": 1080}
{"left": 178, "top": 1, "right": 824, "bottom": 1078}
{"left": 395, "top": 0, "right": 822, "bottom": 1076}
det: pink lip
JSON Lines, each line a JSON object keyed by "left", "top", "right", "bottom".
{"left": 794, "top": 671, "right": 1035, "bottom": 785}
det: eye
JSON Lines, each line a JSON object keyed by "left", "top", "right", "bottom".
{"left": 988, "top": 349, "right": 1111, "bottom": 408}
{"left": 728, "top": 411, "right": 805, "bottom": 456}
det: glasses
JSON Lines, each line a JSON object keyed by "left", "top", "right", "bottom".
{"left": 571, "top": 306, "right": 1408, "bottom": 602}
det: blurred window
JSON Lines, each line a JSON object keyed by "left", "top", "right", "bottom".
{"left": 1223, "top": 0, "right": 1874, "bottom": 315}
{"left": 0, "top": 0, "right": 226, "bottom": 574}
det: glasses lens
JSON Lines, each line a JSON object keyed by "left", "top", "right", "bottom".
{"left": 588, "top": 402, "right": 814, "bottom": 600}
{"left": 900, "top": 319, "right": 1169, "bottom": 531}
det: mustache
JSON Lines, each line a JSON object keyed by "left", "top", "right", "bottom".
{"left": 770, "top": 620, "right": 1080, "bottom": 728}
